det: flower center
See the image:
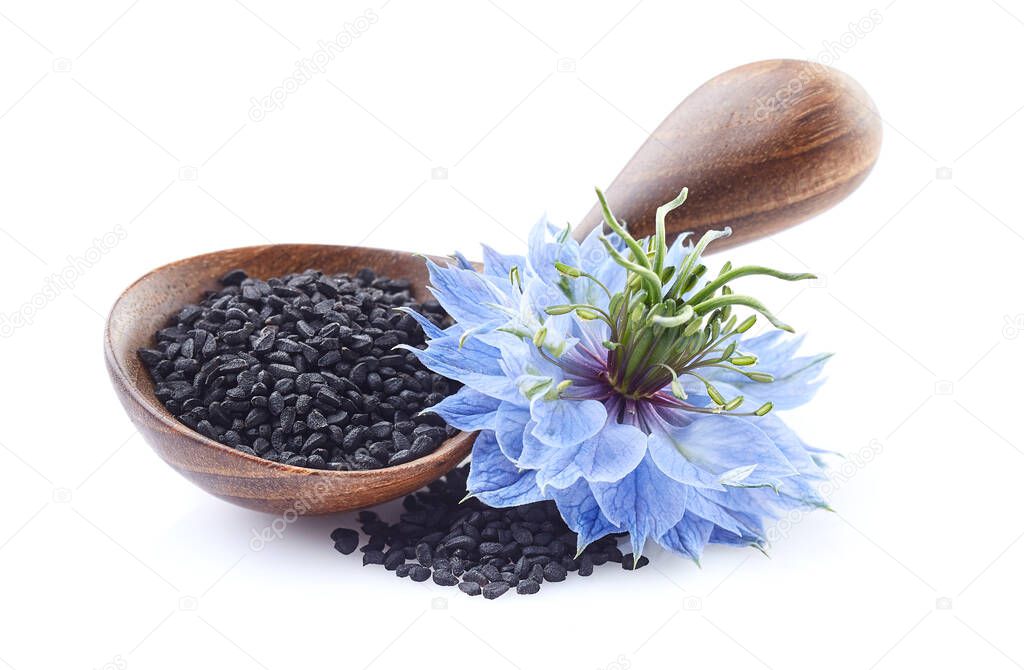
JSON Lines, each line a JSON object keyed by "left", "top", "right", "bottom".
{"left": 538, "top": 187, "right": 813, "bottom": 418}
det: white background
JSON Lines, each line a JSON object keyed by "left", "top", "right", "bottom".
{"left": 0, "top": 1, "right": 1021, "bottom": 668}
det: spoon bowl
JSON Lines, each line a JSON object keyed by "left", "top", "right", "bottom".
{"left": 105, "top": 244, "right": 474, "bottom": 514}
{"left": 105, "top": 59, "right": 881, "bottom": 515}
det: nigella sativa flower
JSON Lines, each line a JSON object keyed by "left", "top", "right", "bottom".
{"left": 401, "top": 188, "right": 834, "bottom": 563}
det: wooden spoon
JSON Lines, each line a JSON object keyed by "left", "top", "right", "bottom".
{"left": 574, "top": 59, "right": 881, "bottom": 247}
{"left": 104, "top": 59, "right": 880, "bottom": 515}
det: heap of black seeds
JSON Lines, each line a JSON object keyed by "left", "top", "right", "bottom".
{"left": 332, "top": 464, "right": 648, "bottom": 599}
{"left": 138, "top": 267, "right": 458, "bottom": 470}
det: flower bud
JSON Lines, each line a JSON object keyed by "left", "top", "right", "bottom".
{"left": 554, "top": 262, "right": 582, "bottom": 278}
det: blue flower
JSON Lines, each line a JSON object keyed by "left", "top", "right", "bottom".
{"left": 404, "top": 190, "right": 833, "bottom": 562}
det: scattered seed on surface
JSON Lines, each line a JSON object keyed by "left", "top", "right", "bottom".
{"left": 482, "top": 582, "right": 510, "bottom": 599}
{"left": 458, "top": 581, "right": 482, "bottom": 596}
{"left": 337, "top": 464, "right": 635, "bottom": 598}
{"left": 330, "top": 527, "right": 359, "bottom": 555}
{"left": 621, "top": 554, "right": 650, "bottom": 570}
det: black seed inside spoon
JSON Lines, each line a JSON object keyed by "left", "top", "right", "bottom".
{"left": 139, "top": 267, "right": 459, "bottom": 470}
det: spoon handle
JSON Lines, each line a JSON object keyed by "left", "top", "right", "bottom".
{"left": 572, "top": 59, "right": 882, "bottom": 251}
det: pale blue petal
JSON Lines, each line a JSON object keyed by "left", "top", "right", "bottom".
{"left": 657, "top": 414, "right": 798, "bottom": 489}
{"left": 452, "top": 251, "right": 475, "bottom": 270}
{"left": 753, "top": 414, "right": 826, "bottom": 479}
{"left": 591, "top": 454, "right": 689, "bottom": 557}
{"left": 550, "top": 479, "right": 621, "bottom": 553}
{"left": 715, "top": 332, "right": 832, "bottom": 410}
{"left": 659, "top": 512, "right": 714, "bottom": 564}
{"left": 494, "top": 403, "right": 531, "bottom": 461}
{"left": 648, "top": 422, "right": 727, "bottom": 491}
{"left": 574, "top": 227, "right": 626, "bottom": 310}
{"left": 774, "top": 474, "right": 830, "bottom": 509}
{"left": 401, "top": 335, "right": 520, "bottom": 402}
{"left": 527, "top": 218, "right": 580, "bottom": 288}
{"left": 705, "top": 470, "right": 827, "bottom": 521}
{"left": 709, "top": 526, "right": 763, "bottom": 547}
{"left": 477, "top": 331, "right": 541, "bottom": 383}
{"left": 743, "top": 331, "right": 806, "bottom": 369}
{"left": 481, "top": 244, "right": 526, "bottom": 279}
{"left": 524, "top": 276, "right": 566, "bottom": 318}
{"left": 395, "top": 306, "right": 447, "bottom": 340}
{"left": 425, "top": 258, "right": 510, "bottom": 328}
{"left": 515, "top": 421, "right": 552, "bottom": 470}
{"left": 528, "top": 422, "right": 649, "bottom": 493}
{"left": 480, "top": 244, "right": 526, "bottom": 302}
{"left": 467, "top": 431, "right": 546, "bottom": 507}
{"left": 663, "top": 235, "right": 693, "bottom": 273}
{"left": 531, "top": 397, "right": 607, "bottom": 447}
{"left": 534, "top": 447, "right": 583, "bottom": 491}
{"left": 570, "top": 314, "right": 611, "bottom": 356}
{"left": 572, "top": 420, "right": 648, "bottom": 483}
{"left": 426, "top": 388, "right": 500, "bottom": 432}
{"left": 686, "top": 490, "right": 763, "bottom": 540}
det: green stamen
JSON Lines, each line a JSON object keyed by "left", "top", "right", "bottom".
{"left": 575, "top": 188, "right": 813, "bottom": 417}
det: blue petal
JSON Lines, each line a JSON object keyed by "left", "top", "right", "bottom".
{"left": 718, "top": 332, "right": 832, "bottom": 410}
{"left": 572, "top": 420, "right": 648, "bottom": 483}
{"left": 743, "top": 331, "right": 807, "bottom": 369}
{"left": 654, "top": 414, "right": 798, "bottom": 489}
{"left": 648, "top": 422, "right": 727, "bottom": 491}
{"left": 534, "top": 447, "right": 583, "bottom": 491}
{"left": 772, "top": 475, "right": 830, "bottom": 509}
{"left": 550, "top": 479, "right": 621, "bottom": 553}
{"left": 402, "top": 335, "right": 520, "bottom": 402}
{"left": 574, "top": 228, "right": 626, "bottom": 310}
{"left": 527, "top": 218, "right": 580, "bottom": 289}
{"left": 481, "top": 244, "right": 526, "bottom": 279}
{"left": 480, "top": 245, "right": 526, "bottom": 302}
{"left": 395, "top": 306, "right": 447, "bottom": 340}
{"left": 686, "top": 489, "right": 764, "bottom": 540}
{"left": 425, "top": 258, "right": 510, "bottom": 328}
{"left": 452, "top": 251, "right": 475, "bottom": 270}
{"left": 427, "top": 388, "right": 500, "bottom": 432}
{"left": 659, "top": 512, "right": 714, "bottom": 564}
{"left": 662, "top": 234, "right": 694, "bottom": 276}
{"left": 700, "top": 475, "right": 822, "bottom": 530}
{"left": 467, "top": 431, "right": 546, "bottom": 507}
{"left": 524, "top": 276, "right": 567, "bottom": 319}
{"left": 591, "top": 453, "right": 689, "bottom": 557}
{"left": 753, "top": 414, "right": 826, "bottom": 479}
{"left": 494, "top": 403, "right": 530, "bottom": 461}
{"left": 531, "top": 398, "right": 607, "bottom": 447}
{"left": 527, "top": 422, "right": 648, "bottom": 493}
{"left": 709, "top": 526, "right": 762, "bottom": 547}
{"left": 515, "top": 421, "right": 552, "bottom": 470}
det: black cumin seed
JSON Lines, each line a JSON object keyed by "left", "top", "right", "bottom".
{"left": 139, "top": 267, "right": 458, "bottom": 471}
{"left": 341, "top": 464, "right": 635, "bottom": 598}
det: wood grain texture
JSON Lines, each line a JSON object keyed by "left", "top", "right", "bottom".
{"left": 572, "top": 59, "right": 882, "bottom": 248}
{"left": 105, "top": 244, "right": 475, "bottom": 514}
